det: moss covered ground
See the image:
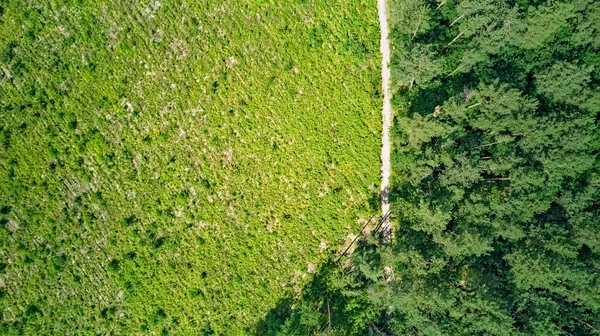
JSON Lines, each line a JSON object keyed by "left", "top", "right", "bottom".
{"left": 0, "top": 0, "right": 381, "bottom": 334}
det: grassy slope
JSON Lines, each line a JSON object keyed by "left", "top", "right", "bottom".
{"left": 0, "top": 0, "right": 380, "bottom": 334}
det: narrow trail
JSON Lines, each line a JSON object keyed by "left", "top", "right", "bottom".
{"left": 378, "top": 0, "right": 392, "bottom": 242}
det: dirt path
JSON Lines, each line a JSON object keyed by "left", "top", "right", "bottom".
{"left": 378, "top": 0, "right": 392, "bottom": 242}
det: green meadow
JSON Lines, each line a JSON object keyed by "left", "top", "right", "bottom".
{"left": 0, "top": 0, "right": 381, "bottom": 334}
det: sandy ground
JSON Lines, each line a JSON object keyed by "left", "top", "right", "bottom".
{"left": 378, "top": 0, "right": 393, "bottom": 242}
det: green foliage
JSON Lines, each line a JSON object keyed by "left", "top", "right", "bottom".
{"left": 391, "top": 43, "right": 444, "bottom": 89}
{"left": 571, "top": 0, "right": 600, "bottom": 48}
{"left": 388, "top": 0, "right": 432, "bottom": 39}
{"left": 0, "top": 0, "right": 381, "bottom": 334}
{"left": 535, "top": 61, "right": 598, "bottom": 111}
{"left": 514, "top": 2, "right": 575, "bottom": 50}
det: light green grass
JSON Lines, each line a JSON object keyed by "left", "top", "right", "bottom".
{"left": 0, "top": 0, "right": 380, "bottom": 334}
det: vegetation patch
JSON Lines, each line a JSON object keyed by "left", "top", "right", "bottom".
{"left": 0, "top": 0, "right": 380, "bottom": 334}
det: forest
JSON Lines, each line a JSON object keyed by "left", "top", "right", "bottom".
{"left": 266, "top": 0, "right": 600, "bottom": 335}
{"left": 0, "top": 0, "right": 382, "bottom": 334}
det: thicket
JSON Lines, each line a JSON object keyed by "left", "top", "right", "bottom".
{"left": 267, "top": 0, "right": 600, "bottom": 334}
{"left": 0, "top": 0, "right": 381, "bottom": 334}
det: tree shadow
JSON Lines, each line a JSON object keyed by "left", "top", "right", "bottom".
{"left": 252, "top": 260, "right": 343, "bottom": 336}
{"left": 254, "top": 297, "right": 292, "bottom": 335}
{"left": 252, "top": 233, "right": 388, "bottom": 336}
{"left": 253, "top": 193, "right": 387, "bottom": 335}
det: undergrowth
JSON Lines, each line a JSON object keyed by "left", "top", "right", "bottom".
{"left": 0, "top": 0, "right": 380, "bottom": 334}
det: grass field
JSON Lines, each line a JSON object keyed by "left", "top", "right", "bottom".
{"left": 0, "top": 0, "right": 381, "bottom": 334}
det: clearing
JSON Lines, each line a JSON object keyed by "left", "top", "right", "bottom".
{"left": 0, "top": 0, "right": 380, "bottom": 334}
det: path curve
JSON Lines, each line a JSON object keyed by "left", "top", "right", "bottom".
{"left": 378, "top": 0, "right": 392, "bottom": 242}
